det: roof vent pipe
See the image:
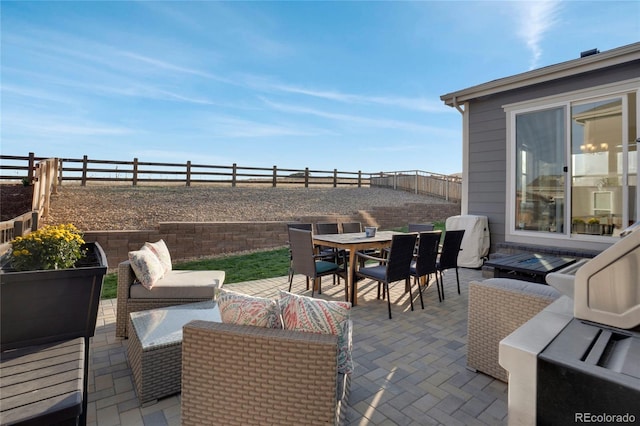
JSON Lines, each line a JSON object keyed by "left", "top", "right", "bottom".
{"left": 580, "top": 48, "right": 600, "bottom": 58}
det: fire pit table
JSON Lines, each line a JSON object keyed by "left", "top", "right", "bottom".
{"left": 485, "top": 253, "right": 577, "bottom": 284}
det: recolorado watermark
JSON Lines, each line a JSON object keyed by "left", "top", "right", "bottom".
{"left": 575, "top": 412, "right": 636, "bottom": 423}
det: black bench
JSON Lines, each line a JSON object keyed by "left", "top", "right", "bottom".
{"left": 1, "top": 338, "right": 85, "bottom": 425}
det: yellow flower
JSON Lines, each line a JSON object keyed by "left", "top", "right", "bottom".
{"left": 8, "top": 223, "right": 85, "bottom": 271}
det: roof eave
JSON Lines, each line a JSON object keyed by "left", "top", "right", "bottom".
{"left": 440, "top": 42, "right": 640, "bottom": 107}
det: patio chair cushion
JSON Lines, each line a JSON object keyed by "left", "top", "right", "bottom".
{"left": 316, "top": 260, "right": 341, "bottom": 274}
{"left": 129, "top": 270, "right": 225, "bottom": 299}
{"left": 217, "top": 288, "right": 282, "bottom": 329}
{"left": 128, "top": 246, "right": 165, "bottom": 289}
{"left": 358, "top": 264, "right": 386, "bottom": 280}
{"left": 279, "top": 291, "right": 353, "bottom": 374}
{"left": 144, "top": 239, "right": 172, "bottom": 273}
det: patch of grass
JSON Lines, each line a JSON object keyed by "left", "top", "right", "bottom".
{"left": 101, "top": 273, "right": 117, "bottom": 299}
{"left": 100, "top": 247, "right": 290, "bottom": 300}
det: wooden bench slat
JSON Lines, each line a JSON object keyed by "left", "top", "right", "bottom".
{"left": 1, "top": 391, "right": 82, "bottom": 425}
{"left": 0, "top": 337, "right": 84, "bottom": 425}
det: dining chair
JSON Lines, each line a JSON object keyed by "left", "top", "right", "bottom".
{"left": 315, "top": 222, "right": 346, "bottom": 283}
{"left": 341, "top": 222, "right": 362, "bottom": 233}
{"left": 355, "top": 233, "right": 418, "bottom": 319}
{"left": 410, "top": 231, "right": 443, "bottom": 307}
{"left": 286, "top": 223, "right": 313, "bottom": 288}
{"left": 316, "top": 222, "right": 340, "bottom": 235}
{"left": 287, "top": 228, "right": 348, "bottom": 299}
{"left": 436, "top": 229, "right": 466, "bottom": 299}
{"left": 408, "top": 223, "right": 435, "bottom": 232}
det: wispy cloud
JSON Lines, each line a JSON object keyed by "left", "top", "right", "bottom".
{"left": 3, "top": 113, "right": 133, "bottom": 137}
{"left": 198, "top": 115, "right": 332, "bottom": 139}
{"left": 515, "top": 0, "right": 562, "bottom": 69}
{"left": 118, "top": 51, "right": 233, "bottom": 84}
{"left": 261, "top": 98, "right": 453, "bottom": 135}
{"left": 271, "top": 83, "right": 444, "bottom": 112}
{"left": 1, "top": 84, "right": 77, "bottom": 106}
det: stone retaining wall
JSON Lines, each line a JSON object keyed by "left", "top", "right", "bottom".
{"left": 86, "top": 202, "right": 460, "bottom": 269}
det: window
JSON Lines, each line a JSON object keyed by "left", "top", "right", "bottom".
{"left": 506, "top": 82, "right": 639, "bottom": 240}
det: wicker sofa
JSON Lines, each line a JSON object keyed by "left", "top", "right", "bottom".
{"left": 116, "top": 260, "right": 225, "bottom": 338}
{"left": 467, "top": 278, "right": 560, "bottom": 382}
{"left": 181, "top": 320, "right": 350, "bottom": 426}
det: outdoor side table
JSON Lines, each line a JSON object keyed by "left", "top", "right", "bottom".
{"left": 127, "top": 301, "right": 221, "bottom": 406}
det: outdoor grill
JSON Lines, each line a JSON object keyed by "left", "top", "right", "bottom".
{"left": 500, "top": 222, "right": 640, "bottom": 425}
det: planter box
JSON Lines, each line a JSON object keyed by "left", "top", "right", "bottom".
{"left": 572, "top": 223, "right": 614, "bottom": 236}
{"left": 0, "top": 242, "right": 108, "bottom": 350}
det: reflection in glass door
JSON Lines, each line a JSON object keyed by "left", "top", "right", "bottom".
{"left": 515, "top": 107, "right": 565, "bottom": 233}
{"left": 627, "top": 92, "right": 637, "bottom": 228}
{"left": 571, "top": 98, "right": 622, "bottom": 236}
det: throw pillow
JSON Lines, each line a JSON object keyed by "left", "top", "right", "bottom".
{"left": 128, "top": 246, "right": 164, "bottom": 289}
{"left": 218, "top": 288, "right": 282, "bottom": 329}
{"left": 144, "top": 239, "right": 172, "bottom": 274}
{"left": 278, "top": 291, "right": 353, "bottom": 374}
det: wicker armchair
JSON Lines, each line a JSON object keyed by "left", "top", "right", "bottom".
{"left": 115, "top": 260, "right": 224, "bottom": 338}
{"left": 181, "top": 320, "right": 350, "bottom": 426}
{"left": 467, "top": 278, "right": 560, "bottom": 382}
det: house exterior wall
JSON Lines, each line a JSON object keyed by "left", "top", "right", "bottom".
{"left": 466, "top": 61, "right": 640, "bottom": 252}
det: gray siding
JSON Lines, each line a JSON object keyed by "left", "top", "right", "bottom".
{"left": 467, "top": 60, "right": 640, "bottom": 252}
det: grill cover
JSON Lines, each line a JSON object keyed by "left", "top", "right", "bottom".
{"left": 445, "top": 215, "right": 490, "bottom": 268}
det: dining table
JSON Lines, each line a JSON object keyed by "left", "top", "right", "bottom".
{"left": 312, "top": 230, "right": 401, "bottom": 306}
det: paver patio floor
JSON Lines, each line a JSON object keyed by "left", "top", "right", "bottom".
{"left": 88, "top": 267, "right": 508, "bottom": 425}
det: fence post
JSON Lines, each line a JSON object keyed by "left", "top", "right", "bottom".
{"left": 333, "top": 169, "right": 337, "bottom": 187}
{"left": 27, "top": 152, "right": 35, "bottom": 185}
{"left": 186, "top": 161, "right": 191, "bottom": 187}
{"left": 304, "top": 168, "right": 309, "bottom": 188}
{"left": 52, "top": 159, "right": 59, "bottom": 194}
{"left": 132, "top": 158, "right": 138, "bottom": 186}
{"left": 272, "top": 166, "right": 277, "bottom": 187}
{"left": 445, "top": 175, "right": 449, "bottom": 201}
{"left": 31, "top": 211, "right": 39, "bottom": 231}
{"left": 43, "top": 161, "right": 52, "bottom": 217}
{"left": 14, "top": 221, "right": 24, "bottom": 238}
{"left": 393, "top": 172, "right": 397, "bottom": 190}
{"left": 58, "top": 159, "right": 63, "bottom": 186}
{"left": 232, "top": 163, "right": 237, "bottom": 187}
{"left": 358, "top": 171, "right": 362, "bottom": 188}
{"left": 81, "top": 155, "right": 88, "bottom": 186}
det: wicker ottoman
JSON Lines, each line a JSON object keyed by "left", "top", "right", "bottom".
{"left": 127, "top": 301, "right": 221, "bottom": 405}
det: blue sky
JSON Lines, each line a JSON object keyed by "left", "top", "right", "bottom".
{"left": 2, "top": 1, "right": 639, "bottom": 175}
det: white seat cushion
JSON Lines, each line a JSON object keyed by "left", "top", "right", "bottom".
{"left": 130, "top": 270, "right": 225, "bottom": 299}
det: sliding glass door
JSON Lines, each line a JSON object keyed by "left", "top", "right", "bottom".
{"left": 511, "top": 88, "right": 638, "bottom": 239}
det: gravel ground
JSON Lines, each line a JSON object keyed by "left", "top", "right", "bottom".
{"left": 42, "top": 185, "right": 449, "bottom": 231}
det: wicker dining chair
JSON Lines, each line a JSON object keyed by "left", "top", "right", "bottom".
{"left": 355, "top": 233, "right": 418, "bottom": 319}
{"left": 286, "top": 223, "right": 313, "bottom": 288}
{"left": 437, "top": 229, "right": 466, "bottom": 299}
{"left": 410, "top": 231, "right": 443, "bottom": 306}
{"left": 408, "top": 223, "right": 435, "bottom": 232}
{"left": 315, "top": 222, "right": 347, "bottom": 284}
{"left": 288, "top": 228, "right": 348, "bottom": 299}
{"left": 341, "top": 222, "right": 362, "bottom": 233}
